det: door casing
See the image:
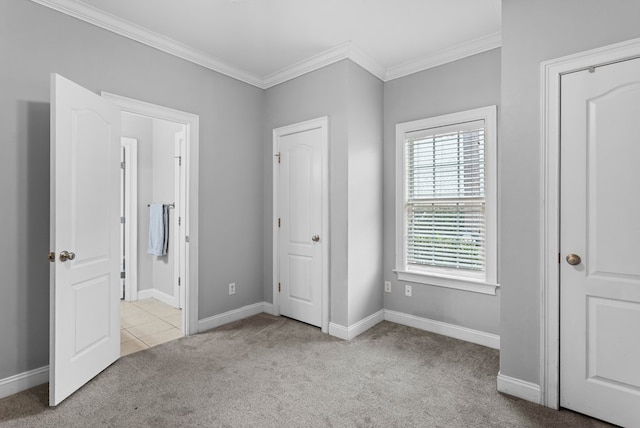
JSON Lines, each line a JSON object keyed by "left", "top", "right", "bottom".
{"left": 272, "top": 117, "right": 330, "bottom": 333}
{"left": 540, "top": 36, "right": 640, "bottom": 409}
{"left": 103, "top": 92, "right": 200, "bottom": 336}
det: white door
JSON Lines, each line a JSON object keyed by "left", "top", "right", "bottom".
{"left": 49, "top": 74, "right": 121, "bottom": 406}
{"left": 276, "top": 122, "right": 325, "bottom": 327}
{"left": 560, "top": 57, "right": 640, "bottom": 426}
{"left": 174, "top": 129, "right": 186, "bottom": 310}
{"left": 121, "top": 137, "right": 138, "bottom": 302}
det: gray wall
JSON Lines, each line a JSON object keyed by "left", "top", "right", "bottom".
{"left": 264, "top": 61, "right": 350, "bottom": 326}
{"left": 383, "top": 49, "right": 501, "bottom": 334}
{"left": 499, "top": 0, "right": 640, "bottom": 384}
{"left": 346, "top": 62, "right": 384, "bottom": 326}
{"left": 0, "top": 0, "right": 264, "bottom": 380}
{"left": 121, "top": 114, "right": 154, "bottom": 293}
{"left": 263, "top": 60, "right": 384, "bottom": 328}
{"left": 151, "top": 119, "right": 182, "bottom": 298}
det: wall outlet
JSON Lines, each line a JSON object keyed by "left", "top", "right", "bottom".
{"left": 229, "top": 282, "right": 236, "bottom": 295}
{"left": 384, "top": 281, "right": 391, "bottom": 293}
{"left": 404, "top": 285, "right": 412, "bottom": 297}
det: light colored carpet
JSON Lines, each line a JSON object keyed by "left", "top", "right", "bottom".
{"left": 0, "top": 314, "right": 611, "bottom": 427}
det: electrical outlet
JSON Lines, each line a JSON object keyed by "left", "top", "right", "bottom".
{"left": 384, "top": 281, "right": 391, "bottom": 293}
{"left": 229, "top": 283, "right": 236, "bottom": 295}
{"left": 404, "top": 285, "right": 412, "bottom": 297}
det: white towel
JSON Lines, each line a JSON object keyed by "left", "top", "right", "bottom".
{"left": 147, "top": 203, "right": 168, "bottom": 256}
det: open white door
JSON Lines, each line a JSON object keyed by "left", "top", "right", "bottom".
{"left": 49, "top": 74, "right": 121, "bottom": 406}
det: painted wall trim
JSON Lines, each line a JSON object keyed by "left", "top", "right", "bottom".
{"left": 28, "top": 0, "right": 264, "bottom": 88}
{"left": 136, "top": 289, "right": 153, "bottom": 301}
{"left": 384, "top": 310, "right": 500, "bottom": 349}
{"left": 328, "top": 310, "right": 385, "bottom": 340}
{"left": 262, "top": 41, "right": 385, "bottom": 88}
{"left": 0, "top": 366, "right": 49, "bottom": 400}
{"left": 497, "top": 372, "right": 542, "bottom": 404}
{"left": 136, "top": 288, "right": 178, "bottom": 308}
{"left": 385, "top": 32, "right": 502, "bottom": 81}
{"left": 28, "top": 0, "right": 500, "bottom": 88}
{"left": 197, "top": 302, "right": 269, "bottom": 333}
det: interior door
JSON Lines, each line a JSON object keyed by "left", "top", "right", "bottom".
{"left": 175, "top": 129, "right": 185, "bottom": 310}
{"left": 277, "top": 126, "right": 323, "bottom": 327}
{"left": 50, "top": 74, "right": 121, "bottom": 406}
{"left": 560, "top": 57, "right": 640, "bottom": 426}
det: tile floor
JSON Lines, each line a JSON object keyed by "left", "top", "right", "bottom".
{"left": 120, "top": 298, "right": 182, "bottom": 356}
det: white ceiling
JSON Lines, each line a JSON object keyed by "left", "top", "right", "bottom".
{"left": 33, "top": 0, "right": 501, "bottom": 88}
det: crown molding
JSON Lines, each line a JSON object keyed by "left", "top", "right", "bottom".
{"left": 30, "top": 0, "right": 501, "bottom": 89}
{"left": 262, "top": 41, "right": 386, "bottom": 89}
{"left": 29, "top": 0, "right": 264, "bottom": 88}
{"left": 384, "top": 31, "right": 502, "bottom": 81}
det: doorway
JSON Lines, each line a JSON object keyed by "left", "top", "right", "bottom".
{"left": 102, "top": 91, "right": 200, "bottom": 338}
{"left": 272, "top": 117, "right": 329, "bottom": 332}
{"left": 541, "top": 38, "right": 640, "bottom": 427}
{"left": 118, "top": 114, "right": 186, "bottom": 356}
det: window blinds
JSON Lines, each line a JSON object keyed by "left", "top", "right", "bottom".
{"left": 405, "top": 120, "right": 486, "bottom": 272}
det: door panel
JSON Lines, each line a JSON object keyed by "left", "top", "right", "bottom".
{"left": 50, "top": 74, "right": 121, "bottom": 406}
{"left": 277, "top": 127, "right": 323, "bottom": 327}
{"left": 560, "top": 58, "right": 640, "bottom": 427}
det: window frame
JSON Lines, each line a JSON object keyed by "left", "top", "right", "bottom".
{"left": 395, "top": 106, "right": 498, "bottom": 295}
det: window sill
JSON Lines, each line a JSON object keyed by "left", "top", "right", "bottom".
{"left": 394, "top": 269, "right": 499, "bottom": 295}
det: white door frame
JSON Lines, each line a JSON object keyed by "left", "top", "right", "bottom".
{"left": 272, "top": 117, "right": 330, "bottom": 333}
{"left": 540, "top": 36, "right": 640, "bottom": 409}
{"left": 121, "top": 137, "right": 138, "bottom": 301}
{"left": 103, "top": 91, "right": 199, "bottom": 336}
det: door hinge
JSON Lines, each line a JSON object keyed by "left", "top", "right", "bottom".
{"left": 48, "top": 252, "right": 55, "bottom": 263}
{"left": 178, "top": 217, "right": 181, "bottom": 226}
{"left": 278, "top": 282, "right": 281, "bottom": 292}
{"left": 121, "top": 161, "right": 125, "bottom": 169}
{"left": 120, "top": 271, "right": 126, "bottom": 279}
{"left": 278, "top": 218, "right": 281, "bottom": 228}
{"left": 120, "top": 216, "right": 126, "bottom": 224}
{"left": 178, "top": 277, "right": 181, "bottom": 286}
{"left": 275, "top": 152, "right": 280, "bottom": 164}
{"left": 558, "top": 253, "right": 561, "bottom": 264}
{"left": 175, "top": 156, "right": 182, "bottom": 166}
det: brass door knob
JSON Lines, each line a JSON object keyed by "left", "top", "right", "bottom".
{"left": 566, "top": 254, "right": 581, "bottom": 266}
{"left": 60, "top": 251, "right": 76, "bottom": 262}
{"left": 312, "top": 235, "right": 320, "bottom": 242}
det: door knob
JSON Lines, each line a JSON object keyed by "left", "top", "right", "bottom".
{"left": 566, "top": 254, "right": 581, "bottom": 266}
{"left": 312, "top": 235, "right": 320, "bottom": 242}
{"left": 60, "top": 251, "right": 76, "bottom": 262}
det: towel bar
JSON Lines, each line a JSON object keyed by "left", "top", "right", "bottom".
{"left": 147, "top": 202, "right": 175, "bottom": 208}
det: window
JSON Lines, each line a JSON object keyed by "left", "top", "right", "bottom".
{"left": 395, "top": 106, "right": 498, "bottom": 294}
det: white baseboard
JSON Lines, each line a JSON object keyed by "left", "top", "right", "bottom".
{"left": 497, "top": 372, "right": 542, "bottom": 404}
{"left": 136, "top": 288, "right": 178, "bottom": 308}
{"left": 384, "top": 310, "right": 500, "bottom": 349}
{"left": 198, "top": 302, "right": 269, "bottom": 332}
{"left": 262, "top": 302, "right": 275, "bottom": 315}
{"left": 137, "top": 289, "right": 153, "bottom": 300}
{"left": 329, "top": 309, "right": 385, "bottom": 340}
{"left": 0, "top": 366, "right": 49, "bottom": 400}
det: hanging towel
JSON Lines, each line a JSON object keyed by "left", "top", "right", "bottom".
{"left": 148, "top": 203, "right": 169, "bottom": 256}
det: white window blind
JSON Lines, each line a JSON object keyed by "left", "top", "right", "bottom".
{"left": 405, "top": 120, "right": 486, "bottom": 272}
